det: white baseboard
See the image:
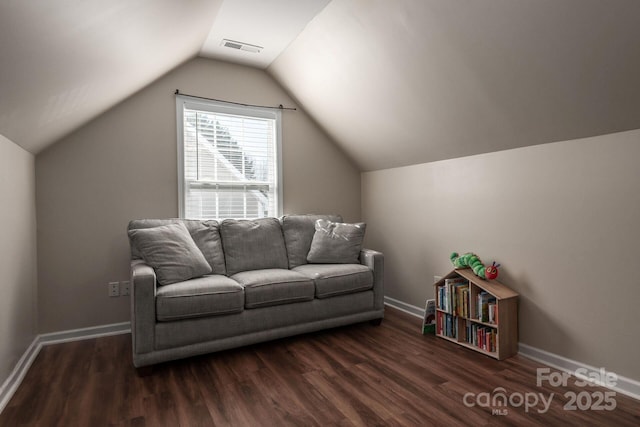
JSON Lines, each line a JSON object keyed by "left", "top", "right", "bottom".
{"left": 384, "top": 296, "right": 424, "bottom": 318}
{"left": 38, "top": 321, "right": 131, "bottom": 346}
{"left": 0, "top": 321, "right": 131, "bottom": 414}
{"left": 518, "top": 343, "right": 640, "bottom": 401}
{"left": 0, "top": 337, "right": 41, "bottom": 415}
{"left": 384, "top": 295, "right": 639, "bottom": 401}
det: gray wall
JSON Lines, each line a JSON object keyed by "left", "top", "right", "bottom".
{"left": 36, "top": 57, "right": 361, "bottom": 333}
{"left": 362, "top": 129, "right": 640, "bottom": 382}
{"left": 0, "top": 135, "right": 37, "bottom": 388}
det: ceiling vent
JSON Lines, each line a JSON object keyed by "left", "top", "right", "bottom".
{"left": 220, "top": 39, "right": 263, "bottom": 53}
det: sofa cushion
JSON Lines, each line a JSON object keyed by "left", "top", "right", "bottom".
{"left": 128, "top": 222, "right": 212, "bottom": 286}
{"left": 282, "top": 214, "right": 343, "bottom": 269}
{"left": 307, "top": 220, "right": 366, "bottom": 264}
{"left": 156, "top": 275, "right": 244, "bottom": 321}
{"left": 128, "top": 219, "right": 226, "bottom": 275}
{"left": 293, "top": 264, "right": 373, "bottom": 299}
{"left": 221, "top": 218, "right": 289, "bottom": 275}
{"left": 231, "top": 269, "right": 315, "bottom": 308}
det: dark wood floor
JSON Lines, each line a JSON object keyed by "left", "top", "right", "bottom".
{"left": 1, "top": 307, "right": 638, "bottom": 426}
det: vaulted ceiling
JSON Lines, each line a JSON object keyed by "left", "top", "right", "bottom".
{"left": 269, "top": 0, "right": 640, "bottom": 170}
{"left": 0, "top": 0, "right": 222, "bottom": 153}
{"left": 2, "top": 0, "right": 640, "bottom": 171}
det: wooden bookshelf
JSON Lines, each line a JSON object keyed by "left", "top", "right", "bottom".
{"left": 434, "top": 268, "right": 518, "bottom": 360}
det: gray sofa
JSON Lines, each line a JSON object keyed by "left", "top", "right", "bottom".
{"left": 128, "top": 214, "right": 384, "bottom": 368}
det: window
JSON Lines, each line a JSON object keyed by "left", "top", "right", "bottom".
{"left": 177, "top": 96, "right": 282, "bottom": 220}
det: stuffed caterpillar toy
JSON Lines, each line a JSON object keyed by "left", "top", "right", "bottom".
{"left": 450, "top": 252, "right": 500, "bottom": 280}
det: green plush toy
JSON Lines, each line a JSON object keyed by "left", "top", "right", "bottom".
{"left": 450, "top": 252, "right": 487, "bottom": 279}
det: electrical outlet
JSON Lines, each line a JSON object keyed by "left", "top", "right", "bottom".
{"left": 108, "top": 282, "right": 120, "bottom": 297}
{"left": 120, "top": 281, "right": 130, "bottom": 296}
{"left": 434, "top": 275, "right": 442, "bottom": 284}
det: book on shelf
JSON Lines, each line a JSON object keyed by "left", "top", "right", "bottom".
{"left": 456, "top": 285, "right": 469, "bottom": 317}
{"left": 488, "top": 302, "right": 498, "bottom": 324}
{"left": 477, "top": 292, "right": 496, "bottom": 323}
{"left": 465, "top": 323, "right": 498, "bottom": 353}
{"left": 437, "top": 276, "right": 469, "bottom": 314}
{"left": 436, "top": 311, "right": 457, "bottom": 339}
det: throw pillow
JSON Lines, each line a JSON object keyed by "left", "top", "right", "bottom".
{"left": 307, "top": 219, "right": 366, "bottom": 264}
{"left": 127, "top": 219, "right": 226, "bottom": 275}
{"left": 282, "top": 214, "right": 343, "bottom": 268}
{"left": 128, "top": 222, "right": 212, "bottom": 285}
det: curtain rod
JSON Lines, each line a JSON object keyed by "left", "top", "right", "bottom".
{"left": 174, "top": 89, "right": 296, "bottom": 111}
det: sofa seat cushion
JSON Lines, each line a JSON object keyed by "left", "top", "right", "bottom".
{"left": 231, "top": 269, "right": 315, "bottom": 309}
{"left": 292, "top": 264, "right": 373, "bottom": 299}
{"left": 156, "top": 275, "right": 244, "bottom": 321}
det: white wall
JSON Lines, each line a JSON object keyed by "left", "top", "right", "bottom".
{"left": 0, "top": 135, "right": 37, "bottom": 388}
{"left": 362, "top": 129, "right": 640, "bottom": 381}
{"left": 35, "top": 57, "right": 361, "bottom": 333}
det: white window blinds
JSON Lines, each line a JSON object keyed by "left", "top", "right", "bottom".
{"left": 177, "top": 96, "right": 282, "bottom": 220}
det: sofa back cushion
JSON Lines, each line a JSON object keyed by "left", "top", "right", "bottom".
{"left": 128, "top": 219, "right": 226, "bottom": 275}
{"left": 220, "top": 218, "right": 288, "bottom": 275}
{"left": 281, "top": 214, "right": 342, "bottom": 268}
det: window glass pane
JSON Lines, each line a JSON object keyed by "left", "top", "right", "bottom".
{"left": 179, "top": 99, "right": 280, "bottom": 220}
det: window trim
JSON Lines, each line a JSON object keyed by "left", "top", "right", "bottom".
{"left": 176, "top": 94, "right": 283, "bottom": 219}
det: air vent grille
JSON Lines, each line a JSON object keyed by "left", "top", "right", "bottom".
{"left": 221, "top": 39, "right": 263, "bottom": 53}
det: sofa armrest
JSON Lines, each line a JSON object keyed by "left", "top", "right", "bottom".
{"left": 360, "top": 249, "right": 384, "bottom": 311}
{"left": 130, "top": 260, "right": 157, "bottom": 355}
